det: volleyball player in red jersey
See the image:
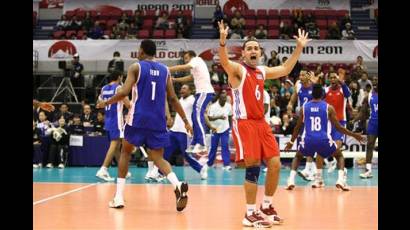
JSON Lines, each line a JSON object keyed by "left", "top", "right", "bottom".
{"left": 218, "top": 20, "right": 311, "bottom": 228}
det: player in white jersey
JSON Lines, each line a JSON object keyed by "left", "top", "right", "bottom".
{"left": 169, "top": 51, "right": 215, "bottom": 154}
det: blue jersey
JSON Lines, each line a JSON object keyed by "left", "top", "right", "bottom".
{"left": 297, "top": 82, "right": 313, "bottom": 108}
{"left": 100, "top": 83, "right": 124, "bottom": 131}
{"left": 368, "top": 91, "right": 378, "bottom": 120}
{"left": 126, "top": 60, "right": 169, "bottom": 131}
{"left": 302, "top": 100, "right": 332, "bottom": 141}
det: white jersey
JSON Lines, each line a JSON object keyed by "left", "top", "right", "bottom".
{"left": 170, "top": 95, "right": 195, "bottom": 134}
{"left": 207, "top": 101, "right": 232, "bottom": 133}
{"left": 187, "top": 57, "right": 214, "bottom": 94}
{"left": 263, "top": 90, "right": 271, "bottom": 123}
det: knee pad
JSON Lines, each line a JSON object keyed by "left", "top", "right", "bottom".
{"left": 245, "top": 166, "right": 260, "bottom": 184}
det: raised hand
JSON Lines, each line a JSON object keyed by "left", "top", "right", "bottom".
{"left": 293, "top": 28, "right": 312, "bottom": 48}
{"left": 39, "top": 102, "right": 55, "bottom": 112}
{"left": 217, "top": 20, "right": 229, "bottom": 45}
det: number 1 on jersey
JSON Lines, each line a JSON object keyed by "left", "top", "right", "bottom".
{"left": 151, "top": 81, "right": 156, "bottom": 101}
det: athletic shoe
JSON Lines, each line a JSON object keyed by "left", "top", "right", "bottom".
{"left": 175, "top": 182, "right": 189, "bottom": 212}
{"left": 96, "top": 169, "right": 115, "bottom": 182}
{"left": 186, "top": 145, "right": 195, "bottom": 153}
{"left": 46, "top": 163, "right": 53, "bottom": 168}
{"left": 312, "top": 178, "right": 325, "bottom": 188}
{"left": 33, "top": 164, "right": 39, "bottom": 168}
{"left": 336, "top": 179, "right": 351, "bottom": 191}
{"left": 263, "top": 167, "right": 268, "bottom": 173}
{"left": 286, "top": 177, "right": 295, "bottom": 190}
{"left": 297, "top": 169, "right": 312, "bottom": 181}
{"left": 58, "top": 163, "right": 65, "bottom": 169}
{"left": 360, "top": 170, "right": 373, "bottom": 179}
{"left": 222, "top": 165, "right": 232, "bottom": 171}
{"left": 242, "top": 210, "right": 273, "bottom": 228}
{"left": 200, "top": 165, "right": 208, "bottom": 180}
{"left": 327, "top": 160, "right": 337, "bottom": 173}
{"left": 260, "top": 204, "right": 284, "bottom": 225}
{"left": 126, "top": 171, "right": 132, "bottom": 179}
{"left": 108, "top": 196, "right": 124, "bottom": 209}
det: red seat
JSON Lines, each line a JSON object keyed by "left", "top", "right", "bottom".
{"left": 152, "top": 30, "right": 164, "bottom": 39}
{"left": 314, "top": 10, "right": 327, "bottom": 19}
{"left": 106, "top": 19, "right": 117, "bottom": 29}
{"left": 267, "top": 29, "right": 279, "bottom": 39}
{"left": 76, "top": 11, "right": 86, "bottom": 20}
{"left": 256, "top": 19, "right": 267, "bottom": 27}
{"left": 142, "top": 19, "right": 153, "bottom": 29}
{"left": 319, "top": 30, "right": 327, "bottom": 39}
{"left": 65, "top": 10, "right": 75, "bottom": 20}
{"left": 138, "top": 29, "right": 150, "bottom": 39}
{"left": 165, "top": 29, "right": 176, "bottom": 38}
{"left": 280, "top": 19, "right": 292, "bottom": 26}
{"left": 243, "top": 9, "right": 256, "bottom": 19}
{"left": 225, "top": 10, "right": 234, "bottom": 20}
{"left": 327, "top": 10, "right": 338, "bottom": 20}
{"left": 268, "top": 9, "right": 279, "bottom": 19}
{"left": 303, "top": 9, "right": 313, "bottom": 16}
{"left": 337, "top": 10, "right": 349, "bottom": 18}
{"left": 104, "top": 30, "right": 112, "bottom": 37}
{"left": 268, "top": 19, "right": 280, "bottom": 29}
{"left": 53, "top": 31, "right": 65, "bottom": 39}
{"left": 65, "top": 30, "right": 76, "bottom": 38}
{"left": 322, "top": 63, "right": 331, "bottom": 72}
{"left": 245, "top": 19, "right": 256, "bottom": 29}
{"left": 256, "top": 9, "right": 267, "bottom": 19}
{"left": 144, "top": 10, "right": 156, "bottom": 19}
{"left": 316, "top": 19, "right": 327, "bottom": 29}
{"left": 111, "top": 11, "right": 122, "bottom": 20}
{"left": 307, "top": 63, "right": 319, "bottom": 71}
{"left": 123, "top": 10, "right": 133, "bottom": 17}
{"left": 327, "top": 19, "right": 338, "bottom": 27}
{"left": 99, "top": 11, "right": 111, "bottom": 20}
{"left": 183, "top": 10, "right": 192, "bottom": 20}
{"left": 89, "top": 10, "right": 98, "bottom": 20}
{"left": 280, "top": 9, "right": 291, "bottom": 19}
{"left": 77, "top": 30, "right": 86, "bottom": 39}
{"left": 169, "top": 10, "right": 178, "bottom": 19}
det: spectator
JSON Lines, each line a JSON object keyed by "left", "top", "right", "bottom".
{"left": 350, "top": 65, "right": 364, "bottom": 82}
{"left": 175, "top": 10, "right": 187, "bottom": 29}
{"left": 341, "top": 23, "right": 355, "bottom": 40}
{"left": 340, "top": 12, "right": 352, "bottom": 30}
{"left": 126, "top": 22, "right": 138, "bottom": 39}
{"left": 212, "top": 5, "right": 224, "bottom": 29}
{"left": 348, "top": 81, "right": 366, "bottom": 109}
{"left": 260, "top": 47, "right": 268, "bottom": 65}
{"left": 243, "top": 30, "right": 256, "bottom": 40}
{"left": 314, "top": 65, "right": 325, "bottom": 79}
{"left": 358, "top": 72, "right": 372, "bottom": 90}
{"left": 37, "top": 111, "right": 53, "bottom": 136}
{"left": 177, "top": 25, "right": 185, "bottom": 38}
{"left": 280, "top": 79, "right": 294, "bottom": 97}
{"left": 255, "top": 24, "right": 267, "bottom": 39}
{"left": 267, "top": 50, "right": 281, "bottom": 67}
{"left": 45, "top": 117, "right": 69, "bottom": 168}
{"left": 306, "top": 23, "right": 320, "bottom": 39}
{"left": 107, "top": 51, "right": 124, "bottom": 73}
{"left": 279, "top": 21, "right": 293, "bottom": 39}
{"left": 230, "top": 10, "right": 245, "bottom": 37}
{"left": 209, "top": 63, "right": 226, "bottom": 86}
{"left": 270, "top": 98, "right": 281, "bottom": 117}
{"left": 327, "top": 21, "right": 341, "bottom": 39}
{"left": 88, "top": 21, "right": 103, "bottom": 39}
{"left": 280, "top": 114, "right": 295, "bottom": 136}
{"left": 56, "top": 15, "right": 70, "bottom": 31}
{"left": 117, "top": 18, "right": 130, "bottom": 32}
{"left": 120, "top": 12, "right": 130, "bottom": 24}
{"left": 33, "top": 119, "right": 42, "bottom": 168}
{"left": 304, "top": 12, "right": 315, "bottom": 26}
{"left": 70, "top": 114, "right": 85, "bottom": 135}
{"left": 155, "top": 12, "right": 170, "bottom": 29}
{"left": 82, "top": 12, "right": 93, "bottom": 32}
{"left": 53, "top": 103, "right": 73, "bottom": 123}
{"left": 70, "top": 16, "right": 82, "bottom": 31}
{"left": 81, "top": 104, "right": 96, "bottom": 127}
{"left": 111, "top": 25, "right": 121, "bottom": 39}
{"left": 292, "top": 8, "right": 305, "bottom": 28}
{"left": 93, "top": 110, "right": 105, "bottom": 135}
{"left": 353, "top": 55, "right": 368, "bottom": 72}
{"left": 269, "top": 84, "right": 281, "bottom": 103}
{"left": 133, "top": 10, "right": 144, "bottom": 30}
{"left": 348, "top": 109, "right": 366, "bottom": 133}
{"left": 69, "top": 53, "right": 85, "bottom": 101}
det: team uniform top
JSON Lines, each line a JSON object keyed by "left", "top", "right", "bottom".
{"left": 170, "top": 95, "right": 195, "bottom": 134}
{"left": 187, "top": 57, "right": 215, "bottom": 94}
{"left": 296, "top": 81, "right": 313, "bottom": 109}
{"left": 325, "top": 84, "right": 351, "bottom": 122}
{"left": 369, "top": 91, "right": 378, "bottom": 120}
{"left": 100, "top": 83, "right": 124, "bottom": 131}
{"left": 302, "top": 100, "right": 332, "bottom": 141}
{"left": 126, "top": 60, "right": 169, "bottom": 132}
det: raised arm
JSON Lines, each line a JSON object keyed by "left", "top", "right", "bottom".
{"left": 287, "top": 83, "right": 298, "bottom": 112}
{"left": 218, "top": 20, "right": 243, "bottom": 88}
{"left": 265, "top": 29, "right": 311, "bottom": 80}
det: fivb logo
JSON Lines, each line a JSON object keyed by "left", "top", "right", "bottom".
{"left": 150, "top": 69, "right": 160, "bottom": 76}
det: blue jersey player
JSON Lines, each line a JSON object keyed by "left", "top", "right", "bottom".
{"left": 95, "top": 71, "right": 131, "bottom": 182}
{"left": 97, "top": 40, "right": 193, "bottom": 211}
{"left": 355, "top": 77, "right": 378, "bottom": 179}
{"left": 285, "top": 84, "right": 364, "bottom": 191}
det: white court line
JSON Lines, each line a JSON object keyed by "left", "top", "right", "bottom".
{"left": 33, "top": 183, "right": 98, "bottom": 206}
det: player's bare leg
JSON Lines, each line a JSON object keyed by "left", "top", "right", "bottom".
{"left": 312, "top": 155, "right": 325, "bottom": 188}
{"left": 149, "top": 148, "right": 188, "bottom": 212}
{"left": 286, "top": 152, "right": 304, "bottom": 190}
{"left": 299, "top": 156, "right": 315, "bottom": 181}
{"left": 261, "top": 156, "right": 283, "bottom": 224}
{"left": 360, "top": 135, "right": 376, "bottom": 179}
{"left": 109, "top": 139, "right": 134, "bottom": 208}
{"left": 333, "top": 141, "right": 350, "bottom": 191}
{"left": 96, "top": 140, "right": 120, "bottom": 181}
{"left": 242, "top": 158, "right": 272, "bottom": 228}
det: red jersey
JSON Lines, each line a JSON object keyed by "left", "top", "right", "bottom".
{"left": 325, "top": 86, "right": 348, "bottom": 121}
{"left": 231, "top": 63, "right": 265, "bottom": 120}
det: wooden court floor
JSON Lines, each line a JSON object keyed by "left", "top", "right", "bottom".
{"left": 34, "top": 182, "right": 377, "bottom": 229}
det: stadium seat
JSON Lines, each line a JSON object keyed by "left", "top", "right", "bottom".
{"left": 104, "top": 30, "right": 112, "bottom": 37}
{"left": 89, "top": 10, "right": 98, "bottom": 20}
{"left": 76, "top": 11, "right": 86, "bottom": 20}
{"left": 327, "top": 10, "right": 338, "bottom": 20}
{"left": 142, "top": 19, "right": 153, "bottom": 29}
{"left": 303, "top": 9, "right": 313, "bottom": 16}
{"left": 243, "top": 9, "right": 256, "bottom": 19}
{"left": 307, "top": 63, "right": 319, "bottom": 71}
{"left": 268, "top": 19, "right": 280, "bottom": 29}
{"left": 165, "top": 29, "right": 176, "bottom": 39}
{"left": 256, "top": 9, "right": 267, "bottom": 19}
{"left": 106, "top": 20, "right": 117, "bottom": 29}
{"left": 53, "top": 31, "right": 65, "bottom": 39}
{"left": 111, "top": 11, "right": 122, "bottom": 20}
{"left": 123, "top": 10, "right": 133, "bottom": 17}
{"left": 169, "top": 10, "right": 179, "bottom": 19}
{"left": 76, "top": 30, "right": 86, "bottom": 39}
{"left": 327, "top": 19, "right": 338, "bottom": 27}
{"left": 144, "top": 10, "right": 156, "bottom": 19}
{"left": 65, "top": 30, "right": 76, "bottom": 38}
{"left": 316, "top": 19, "right": 327, "bottom": 29}
{"left": 267, "top": 29, "right": 279, "bottom": 39}
{"left": 98, "top": 11, "right": 111, "bottom": 20}
{"left": 245, "top": 19, "right": 256, "bottom": 29}
{"left": 319, "top": 30, "right": 328, "bottom": 39}
{"left": 268, "top": 9, "right": 279, "bottom": 19}
{"left": 65, "top": 10, "right": 75, "bottom": 19}
{"left": 279, "top": 9, "right": 291, "bottom": 19}
{"left": 280, "top": 19, "right": 292, "bottom": 26}
{"left": 314, "top": 10, "right": 327, "bottom": 19}
{"left": 152, "top": 30, "right": 164, "bottom": 39}
{"left": 138, "top": 29, "right": 150, "bottom": 39}
{"left": 256, "top": 19, "right": 267, "bottom": 28}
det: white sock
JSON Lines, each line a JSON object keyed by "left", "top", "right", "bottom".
{"left": 148, "top": 161, "right": 154, "bottom": 171}
{"left": 290, "top": 170, "right": 297, "bottom": 179}
{"left": 366, "top": 163, "right": 372, "bottom": 172}
{"left": 316, "top": 169, "right": 323, "bottom": 179}
{"left": 166, "top": 172, "right": 181, "bottom": 190}
{"left": 324, "top": 158, "right": 330, "bottom": 165}
{"left": 115, "top": 178, "right": 126, "bottom": 200}
{"left": 305, "top": 162, "right": 312, "bottom": 171}
{"left": 262, "top": 195, "right": 273, "bottom": 209}
{"left": 338, "top": 169, "right": 345, "bottom": 181}
{"left": 246, "top": 204, "right": 256, "bottom": 216}
{"left": 311, "top": 162, "right": 317, "bottom": 174}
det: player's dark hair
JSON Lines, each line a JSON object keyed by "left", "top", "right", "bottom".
{"left": 113, "top": 51, "right": 120, "bottom": 57}
{"left": 312, "top": 84, "right": 323, "bottom": 99}
{"left": 242, "top": 38, "right": 260, "bottom": 49}
{"left": 140, "top": 39, "right": 156, "bottom": 56}
{"left": 110, "top": 70, "right": 122, "bottom": 82}
{"left": 184, "top": 50, "right": 196, "bottom": 57}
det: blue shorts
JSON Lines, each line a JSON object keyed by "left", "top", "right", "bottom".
{"left": 106, "top": 128, "right": 124, "bottom": 142}
{"left": 367, "top": 119, "right": 378, "bottom": 136}
{"left": 299, "top": 138, "right": 337, "bottom": 158}
{"left": 331, "top": 120, "right": 346, "bottom": 142}
{"left": 124, "top": 125, "right": 170, "bottom": 150}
